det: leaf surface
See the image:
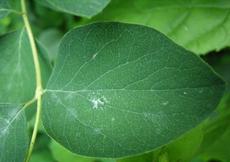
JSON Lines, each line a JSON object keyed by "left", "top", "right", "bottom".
{"left": 36, "top": 0, "right": 111, "bottom": 18}
{"left": 0, "top": 0, "right": 20, "bottom": 18}
{"left": 0, "top": 0, "right": 10, "bottom": 18}
{"left": 43, "top": 22, "right": 225, "bottom": 158}
{"left": 87, "top": 0, "right": 230, "bottom": 55}
{"left": 0, "top": 29, "right": 51, "bottom": 161}
{"left": 38, "top": 29, "right": 63, "bottom": 63}
{"left": 0, "top": 104, "right": 28, "bottom": 162}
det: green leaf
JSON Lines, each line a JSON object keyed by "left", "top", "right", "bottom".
{"left": 0, "top": 29, "right": 51, "bottom": 161}
{"left": 165, "top": 125, "right": 203, "bottom": 162}
{"left": 30, "top": 133, "right": 56, "bottom": 162}
{"left": 204, "top": 51, "right": 230, "bottom": 92}
{"left": 38, "top": 29, "right": 63, "bottom": 63}
{"left": 30, "top": 149, "right": 56, "bottom": 162}
{"left": 0, "top": 29, "right": 50, "bottom": 103}
{"left": 42, "top": 22, "right": 225, "bottom": 158}
{"left": 0, "top": 0, "right": 10, "bottom": 18}
{"left": 36, "top": 0, "right": 111, "bottom": 18}
{"left": 50, "top": 140, "right": 96, "bottom": 162}
{"left": 87, "top": 0, "right": 230, "bottom": 55}
{"left": 0, "top": 0, "right": 20, "bottom": 19}
{"left": 118, "top": 152, "right": 153, "bottom": 162}
{"left": 192, "top": 94, "right": 230, "bottom": 161}
{"left": 0, "top": 29, "right": 35, "bottom": 103}
{"left": 195, "top": 126, "right": 230, "bottom": 162}
{"left": 0, "top": 104, "right": 28, "bottom": 162}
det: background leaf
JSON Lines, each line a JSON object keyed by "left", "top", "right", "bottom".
{"left": 85, "top": 0, "right": 230, "bottom": 55}
{"left": 0, "top": 0, "right": 10, "bottom": 18}
{"left": 0, "top": 104, "right": 28, "bottom": 162}
{"left": 0, "top": 0, "right": 20, "bottom": 19}
{"left": 190, "top": 50, "right": 230, "bottom": 162}
{"left": 0, "top": 29, "right": 51, "bottom": 161}
{"left": 0, "top": 29, "right": 35, "bottom": 103}
{"left": 38, "top": 28, "right": 63, "bottom": 63}
{"left": 50, "top": 140, "right": 97, "bottom": 162}
{"left": 35, "top": 0, "right": 111, "bottom": 18}
{"left": 42, "top": 22, "right": 225, "bottom": 158}
{"left": 165, "top": 125, "right": 203, "bottom": 162}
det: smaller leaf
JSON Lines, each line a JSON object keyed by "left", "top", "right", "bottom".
{"left": 0, "top": 28, "right": 51, "bottom": 162}
{"left": 0, "top": 0, "right": 20, "bottom": 19}
{"left": 30, "top": 149, "right": 56, "bottom": 162}
{"left": 0, "top": 0, "right": 10, "bottom": 19}
{"left": 50, "top": 140, "right": 97, "bottom": 162}
{"left": 0, "top": 104, "right": 28, "bottom": 162}
{"left": 36, "top": 0, "right": 111, "bottom": 18}
{"left": 166, "top": 125, "right": 203, "bottom": 162}
{"left": 86, "top": 0, "right": 230, "bottom": 55}
{"left": 195, "top": 126, "right": 230, "bottom": 162}
{"left": 118, "top": 152, "right": 153, "bottom": 162}
{"left": 38, "top": 29, "right": 63, "bottom": 63}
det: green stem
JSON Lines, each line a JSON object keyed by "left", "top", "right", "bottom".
{"left": 21, "top": 0, "right": 43, "bottom": 162}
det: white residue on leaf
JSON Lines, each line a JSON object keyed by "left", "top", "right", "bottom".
{"left": 162, "top": 101, "right": 169, "bottom": 106}
{"left": 90, "top": 95, "right": 108, "bottom": 110}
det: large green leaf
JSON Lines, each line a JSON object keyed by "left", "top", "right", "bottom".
{"left": 0, "top": 29, "right": 51, "bottom": 161}
{"left": 36, "top": 0, "right": 111, "bottom": 18}
{"left": 42, "top": 22, "right": 225, "bottom": 158}
{"left": 86, "top": 0, "right": 230, "bottom": 55}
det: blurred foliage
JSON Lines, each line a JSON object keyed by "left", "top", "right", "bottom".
{"left": 0, "top": 0, "right": 229, "bottom": 161}
{"left": 83, "top": 0, "right": 230, "bottom": 55}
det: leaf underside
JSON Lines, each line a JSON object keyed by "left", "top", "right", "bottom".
{"left": 36, "top": 0, "right": 111, "bottom": 18}
{"left": 43, "top": 22, "right": 225, "bottom": 158}
{"left": 88, "top": 0, "right": 230, "bottom": 55}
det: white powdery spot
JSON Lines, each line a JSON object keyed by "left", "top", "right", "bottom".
{"left": 162, "top": 101, "right": 169, "bottom": 106}
{"left": 183, "top": 91, "right": 187, "bottom": 95}
{"left": 91, "top": 96, "right": 108, "bottom": 110}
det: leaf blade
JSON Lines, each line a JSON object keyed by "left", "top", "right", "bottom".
{"left": 0, "top": 29, "right": 51, "bottom": 161}
{"left": 86, "top": 0, "right": 230, "bottom": 55}
{"left": 43, "top": 22, "right": 225, "bottom": 158}
{"left": 36, "top": 0, "right": 111, "bottom": 18}
{"left": 0, "top": 104, "right": 28, "bottom": 162}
